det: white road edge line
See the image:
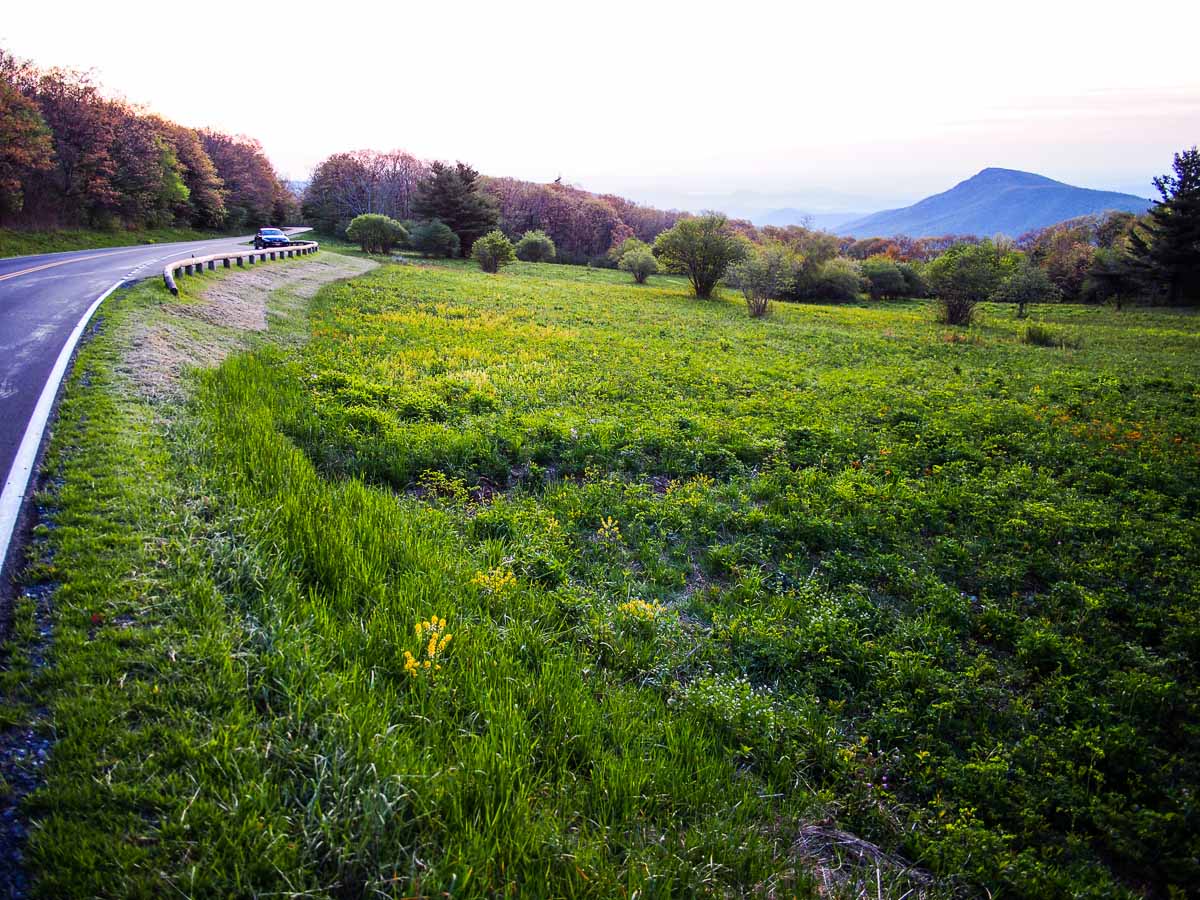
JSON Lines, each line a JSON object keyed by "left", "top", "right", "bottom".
{"left": 0, "top": 279, "right": 125, "bottom": 578}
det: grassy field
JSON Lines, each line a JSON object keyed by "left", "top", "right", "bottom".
{"left": 8, "top": 257, "right": 1199, "bottom": 897}
{"left": 0, "top": 226, "right": 237, "bottom": 258}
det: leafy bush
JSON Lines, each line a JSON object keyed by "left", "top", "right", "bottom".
{"left": 926, "top": 241, "right": 1009, "bottom": 325}
{"left": 344, "top": 213, "right": 407, "bottom": 254}
{"left": 408, "top": 219, "right": 461, "bottom": 258}
{"left": 514, "top": 229, "right": 556, "bottom": 263}
{"left": 471, "top": 229, "right": 516, "bottom": 273}
{"left": 608, "top": 236, "right": 646, "bottom": 263}
{"left": 1022, "top": 322, "right": 1083, "bottom": 349}
{"left": 995, "top": 258, "right": 1062, "bottom": 317}
{"left": 1083, "top": 246, "right": 1138, "bottom": 310}
{"left": 730, "top": 241, "right": 798, "bottom": 317}
{"left": 861, "top": 256, "right": 907, "bottom": 300}
{"left": 653, "top": 214, "right": 750, "bottom": 299}
{"left": 814, "top": 257, "right": 864, "bottom": 302}
{"left": 618, "top": 244, "right": 658, "bottom": 284}
{"left": 897, "top": 262, "right": 927, "bottom": 297}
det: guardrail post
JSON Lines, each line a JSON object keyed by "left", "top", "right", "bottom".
{"left": 207, "top": 260, "right": 216, "bottom": 271}
{"left": 223, "top": 258, "right": 231, "bottom": 268}
{"left": 184, "top": 263, "right": 193, "bottom": 275}
{"left": 237, "top": 256, "right": 244, "bottom": 267}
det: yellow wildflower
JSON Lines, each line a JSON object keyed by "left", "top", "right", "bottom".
{"left": 617, "top": 597, "right": 667, "bottom": 623}
{"left": 405, "top": 613, "right": 453, "bottom": 677}
{"left": 471, "top": 566, "right": 517, "bottom": 595}
{"left": 596, "top": 516, "right": 622, "bottom": 542}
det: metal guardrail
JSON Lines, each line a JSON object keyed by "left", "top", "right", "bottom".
{"left": 162, "top": 241, "right": 320, "bottom": 295}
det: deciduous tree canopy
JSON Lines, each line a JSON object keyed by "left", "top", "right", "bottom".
{"left": 653, "top": 214, "right": 750, "bottom": 299}
{"left": 0, "top": 47, "right": 289, "bottom": 231}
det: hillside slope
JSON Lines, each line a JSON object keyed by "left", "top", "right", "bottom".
{"left": 839, "top": 168, "right": 1150, "bottom": 237}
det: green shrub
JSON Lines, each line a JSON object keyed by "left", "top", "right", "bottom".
{"left": 653, "top": 214, "right": 750, "bottom": 299}
{"left": 1022, "top": 322, "right": 1083, "bottom": 349}
{"left": 344, "top": 213, "right": 407, "bottom": 254}
{"left": 926, "top": 241, "right": 1010, "bottom": 325}
{"left": 861, "top": 255, "right": 907, "bottom": 300}
{"left": 996, "top": 258, "right": 1062, "bottom": 317}
{"left": 618, "top": 246, "right": 658, "bottom": 284}
{"left": 608, "top": 236, "right": 646, "bottom": 263}
{"left": 814, "top": 257, "right": 864, "bottom": 302}
{"left": 897, "top": 262, "right": 927, "bottom": 297}
{"left": 514, "top": 229, "right": 557, "bottom": 262}
{"left": 472, "top": 229, "right": 516, "bottom": 273}
{"left": 730, "top": 241, "right": 798, "bottom": 317}
{"left": 408, "top": 219, "right": 460, "bottom": 258}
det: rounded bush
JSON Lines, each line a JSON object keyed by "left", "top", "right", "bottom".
{"left": 619, "top": 247, "right": 658, "bottom": 284}
{"left": 861, "top": 256, "right": 907, "bottom": 300}
{"left": 472, "top": 229, "right": 516, "bottom": 274}
{"left": 815, "top": 258, "right": 865, "bottom": 302}
{"left": 344, "top": 214, "right": 407, "bottom": 254}
{"left": 514, "top": 230, "right": 556, "bottom": 263}
{"left": 408, "top": 219, "right": 461, "bottom": 258}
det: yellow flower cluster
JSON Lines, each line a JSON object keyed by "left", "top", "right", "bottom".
{"left": 471, "top": 566, "right": 517, "bottom": 595}
{"left": 617, "top": 598, "right": 666, "bottom": 623}
{"left": 403, "top": 615, "right": 453, "bottom": 676}
{"left": 596, "top": 516, "right": 622, "bottom": 542}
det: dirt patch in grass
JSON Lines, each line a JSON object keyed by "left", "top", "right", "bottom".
{"left": 122, "top": 254, "right": 376, "bottom": 400}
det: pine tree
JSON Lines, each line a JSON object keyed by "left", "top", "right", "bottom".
{"left": 1129, "top": 147, "right": 1200, "bottom": 305}
{"left": 412, "top": 162, "right": 498, "bottom": 256}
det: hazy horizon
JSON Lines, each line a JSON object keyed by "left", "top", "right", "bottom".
{"left": 2, "top": 0, "right": 1195, "bottom": 217}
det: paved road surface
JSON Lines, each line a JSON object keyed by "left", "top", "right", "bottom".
{"left": 0, "top": 229, "right": 308, "bottom": 577}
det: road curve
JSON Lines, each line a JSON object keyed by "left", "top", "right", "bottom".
{"left": 0, "top": 229, "right": 308, "bottom": 579}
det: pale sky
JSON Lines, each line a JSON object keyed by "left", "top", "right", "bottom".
{"left": 3, "top": 0, "right": 1197, "bottom": 212}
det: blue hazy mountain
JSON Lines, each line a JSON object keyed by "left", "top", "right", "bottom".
{"left": 838, "top": 168, "right": 1151, "bottom": 238}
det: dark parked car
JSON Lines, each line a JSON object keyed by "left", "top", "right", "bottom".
{"left": 253, "top": 227, "right": 291, "bottom": 249}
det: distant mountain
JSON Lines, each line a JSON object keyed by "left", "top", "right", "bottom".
{"left": 838, "top": 168, "right": 1151, "bottom": 238}
{"left": 756, "top": 208, "right": 862, "bottom": 231}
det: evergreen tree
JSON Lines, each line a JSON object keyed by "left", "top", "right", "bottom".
{"left": 412, "top": 161, "right": 498, "bottom": 256}
{"left": 1129, "top": 147, "right": 1200, "bottom": 305}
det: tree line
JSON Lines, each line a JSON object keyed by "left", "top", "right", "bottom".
{"left": 309, "top": 138, "right": 1197, "bottom": 323}
{"left": 638, "top": 148, "right": 1200, "bottom": 321}
{"left": 303, "top": 148, "right": 689, "bottom": 264}
{"left": 0, "top": 48, "right": 298, "bottom": 231}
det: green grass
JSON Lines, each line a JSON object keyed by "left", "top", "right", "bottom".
{"left": 0, "top": 225, "right": 237, "bottom": 258}
{"left": 11, "top": 259, "right": 1200, "bottom": 897}
{"left": 1021, "top": 320, "right": 1085, "bottom": 349}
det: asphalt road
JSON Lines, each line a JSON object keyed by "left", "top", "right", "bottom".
{"left": 0, "top": 228, "right": 308, "bottom": 577}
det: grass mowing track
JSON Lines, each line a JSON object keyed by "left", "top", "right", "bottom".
{"left": 3, "top": 254, "right": 1198, "bottom": 898}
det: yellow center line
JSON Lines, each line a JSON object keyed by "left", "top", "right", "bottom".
{"left": 0, "top": 246, "right": 163, "bottom": 283}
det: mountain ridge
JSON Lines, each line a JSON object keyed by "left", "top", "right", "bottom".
{"left": 838, "top": 168, "right": 1151, "bottom": 238}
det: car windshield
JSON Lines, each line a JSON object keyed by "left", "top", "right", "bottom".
{"left": 261, "top": 228, "right": 283, "bottom": 235}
